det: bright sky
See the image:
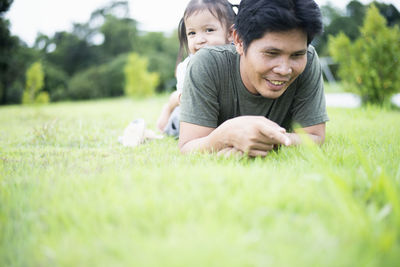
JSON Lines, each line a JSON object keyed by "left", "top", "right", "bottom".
{"left": 5, "top": 0, "right": 400, "bottom": 46}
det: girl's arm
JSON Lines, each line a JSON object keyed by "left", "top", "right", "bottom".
{"left": 156, "top": 91, "right": 181, "bottom": 132}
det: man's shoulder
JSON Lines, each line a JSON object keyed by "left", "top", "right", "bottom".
{"left": 195, "top": 44, "right": 237, "bottom": 60}
{"left": 307, "top": 45, "right": 317, "bottom": 60}
{"left": 302, "top": 45, "right": 319, "bottom": 74}
{"left": 188, "top": 44, "right": 238, "bottom": 75}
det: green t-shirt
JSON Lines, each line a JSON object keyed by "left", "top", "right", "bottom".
{"left": 180, "top": 44, "right": 329, "bottom": 131}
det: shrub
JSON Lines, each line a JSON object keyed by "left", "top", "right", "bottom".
{"left": 124, "top": 53, "right": 159, "bottom": 98}
{"left": 22, "top": 61, "right": 49, "bottom": 105}
{"left": 5, "top": 80, "right": 23, "bottom": 104}
{"left": 68, "top": 55, "right": 127, "bottom": 100}
{"left": 43, "top": 63, "right": 68, "bottom": 102}
{"left": 67, "top": 68, "right": 99, "bottom": 100}
{"left": 328, "top": 5, "right": 400, "bottom": 106}
{"left": 136, "top": 31, "right": 179, "bottom": 92}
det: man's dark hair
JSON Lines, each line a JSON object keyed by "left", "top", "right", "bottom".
{"left": 234, "top": 0, "right": 323, "bottom": 52}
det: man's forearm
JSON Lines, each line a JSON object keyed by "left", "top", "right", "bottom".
{"left": 285, "top": 132, "right": 324, "bottom": 146}
{"left": 179, "top": 129, "right": 226, "bottom": 154}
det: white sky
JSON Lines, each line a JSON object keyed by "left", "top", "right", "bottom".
{"left": 5, "top": 0, "right": 400, "bottom": 46}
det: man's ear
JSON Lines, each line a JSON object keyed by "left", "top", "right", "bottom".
{"left": 233, "top": 29, "right": 244, "bottom": 55}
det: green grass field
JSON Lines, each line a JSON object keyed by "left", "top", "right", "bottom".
{"left": 1, "top": 96, "right": 400, "bottom": 267}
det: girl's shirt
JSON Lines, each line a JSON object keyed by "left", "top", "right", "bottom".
{"left": 176, "top": 56, "right": 192, "bottom": 93}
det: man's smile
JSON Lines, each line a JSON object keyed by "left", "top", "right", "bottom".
{"left": 264, "top": 78, "right": 290, "bottom": 91}
{"left": 268, "top": 80, "right": 286, "bottom": 86}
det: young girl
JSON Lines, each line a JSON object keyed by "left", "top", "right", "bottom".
{"left": 156, "top": 0, "right": 237, "bottom": 136}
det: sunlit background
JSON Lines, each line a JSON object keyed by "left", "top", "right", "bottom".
{"left": 6, "top": 0, "right": 400, "bottom": 46}
{"left": 1, "top": 0, "right": 399, "bottom": 106}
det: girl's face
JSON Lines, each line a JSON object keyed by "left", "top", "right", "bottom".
{"left": 185, "top": 9, "right": 232, "bottom": 55}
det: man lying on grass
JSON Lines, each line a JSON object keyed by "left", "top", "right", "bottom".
{"left": 179, "top": 0, "right": 329, "bottom": 157}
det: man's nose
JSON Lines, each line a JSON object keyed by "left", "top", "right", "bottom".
{"left": 273, "top": 58, "right": 293, "bottom": 76}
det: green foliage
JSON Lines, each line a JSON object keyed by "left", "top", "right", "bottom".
{"left": 68, "top": 54, "right": 127, "bottom": 100}
{"left": 100, "top": 15, "right": 138, "bottom": 57}
{"left": 0, "top": 0, "right": 13, "bottom": 13}
{"left": 34, "top": 91, "right": 50, "bottom": 104}
{"left": 329, "top": 5, "right": 400, "bottom": 106}
{"left": 1, "top": 98, "right": 400, "bottom": 266}
{"left": 22, "top": 61, "right": 49, "bottom": 105}
{"left": 42, "top": 63, "right": 68, "bottom": 102}
{"left": 124, "top": 53, "right": 159, "bottom": 97}
{"left": 46, "top": 31, "right": 99, "bottom": 76}
{"left": 3, "top": 43, "right": 39, "bottom": 104}
{"left": 316, "top": 1, "right": 400, "bottom": 56}
{"left": 0, "top": 0, "right": 28, "bottom": 105}
{"left": 137, "top": 31, "right": 179, "bottom": 92}
{"left": 373, "top": 1, "right": 400, "bottom": 26}
{"left": 25, "top": 62, "right": 44, "bottom": 98}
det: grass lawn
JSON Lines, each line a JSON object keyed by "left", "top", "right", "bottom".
{"left": 1, "top": 95, "right": 400, "bottom": 267}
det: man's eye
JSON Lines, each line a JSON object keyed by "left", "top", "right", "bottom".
{"left": 264, "top": 52, "right": 278, "bottom": 56}
{"left": 292, "top": 53, "right": 306, "bottom": 58}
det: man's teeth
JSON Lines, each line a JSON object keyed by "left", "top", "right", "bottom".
{"left": 269, "top": 80, "right": 285, "bottom": 85}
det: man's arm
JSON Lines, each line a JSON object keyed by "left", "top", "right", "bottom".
{"left": 179, "top": 116, "right": 291, "bottom": 157}
{"left": 179, "top": 119, "right": 325, "bottom": 156}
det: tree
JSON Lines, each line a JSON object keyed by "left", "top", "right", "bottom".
{"left": 124, "top": 53, "right": 158, "bottom": 97}
{"left": 4, "top": 41, "right": 38, "bottom": 104}
{"left": 316, "top": 1, "right": 400, "bottom": 56}
{"left": 137, "top": 31, "right": 179, "bottom": 92}
{"left": 45, "top": 31, "right": 99, "bottom": 76}
{"left": 100, "top": 15, "right": 138, "bottom": 57}
{"left": 1, "top": 0, "right": 38, "bottom": 105}
{"left": 43, "top": 62, "right": 68, "bottom": 102}
{"left": 373, "top": 1, "right": 400, "bottom": 26}
{"left": 329, "top": 5, "right": 400, "bottom": 106}
{"left": 316, "top": 1, "right": 366, "bottom": 55}
{"left": 0, "top": 0, "right": 12, "bottom": 12}
{"left": 22, "top": 61, "right": 49, "bottom": 104}
{"left": 0, "top": 0, "right": 16, "bottom": 104}
{"left": 68, "top": 54, "right": 127, "bottom": 100}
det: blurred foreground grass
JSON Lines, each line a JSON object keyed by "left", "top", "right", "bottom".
{"left": 1, "top": 96, "right": 400, "bottom": 267}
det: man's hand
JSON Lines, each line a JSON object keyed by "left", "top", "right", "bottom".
{"left": 179, "top": 116, "right": 291, "bottom": 157}
{"left": 216, "top": 116, "right": 291, "bottom": 157}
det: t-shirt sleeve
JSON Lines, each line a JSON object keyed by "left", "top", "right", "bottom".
{"left": 180, "top": 49, "right": 220, "bottom": 128}
{"left": 290, "top": 47, "right": 329, "bottom": 128}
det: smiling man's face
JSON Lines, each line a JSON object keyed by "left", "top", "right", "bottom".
{"left": 235, "top": 28, "right": 308, "bottom": 99}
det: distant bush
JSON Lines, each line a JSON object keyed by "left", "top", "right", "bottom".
{"left": 136, "top": 31, "right": 179, "bottom": 92}
{"left": 22, "top": 61, "right": 49, "bottom": 105}
{"left": 6, "top": 80, "right": 24, "bottom": 104}
{"left": 145, "top": 52, "right": 177, "bottom": 92}
{"left": 43, "top": 63, "right": 68, "bottom": 102}
{"left": 68, "top": 55, "right": 127, "bottom": 100}
{"left": 124, "top": 53, "right": 159, "bottom": 97}
{"left": 329, "top": 5, "right": 400, "bottom": 106}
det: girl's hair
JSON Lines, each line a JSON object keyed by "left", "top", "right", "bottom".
{"left": 176, "top": 0, "right": 237, "bottom": 64}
